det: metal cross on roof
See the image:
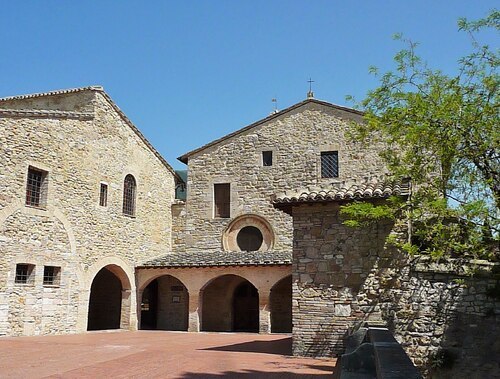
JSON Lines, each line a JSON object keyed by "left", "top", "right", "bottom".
{"left": 307, "top": 78, "right": 315, "bottom": 99}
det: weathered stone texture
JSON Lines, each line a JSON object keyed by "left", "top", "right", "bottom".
{"left": 291, "top": 201, "right": 500, "bottom": 378}
{"left": 171, "top": 201, "right": 187, "bottom": 253}
{"left": 0, "top": 89, "right": 176, "bottom": 336}
{"left": 184, "top": 102, "right": 390, "bottom": 254}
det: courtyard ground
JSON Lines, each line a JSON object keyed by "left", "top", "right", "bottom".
{"left": 0, "top": 331, "right": 336, "bottom": 378}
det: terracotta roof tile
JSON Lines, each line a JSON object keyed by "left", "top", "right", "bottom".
{"left": 138, "top": 250, "right": 292, "bottom": 268}
{"left": 273, "top": 179, "right": 410, "bottom": 205}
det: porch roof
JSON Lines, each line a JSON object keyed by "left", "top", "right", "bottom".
{"left": 137, "top": 250, "right": 292, "bottom": 268}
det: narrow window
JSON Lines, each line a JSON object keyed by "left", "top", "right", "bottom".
{"left": 99, "top": 183, "right": 108, "bottom": 207}
{"left": 214, "top": 183, "right": 230, "bottom": 218}
{"left": 26, "top": 166, "right": 48, "bottom": 208}
{"left": 43, "top": 266, "right": 61, "bottom": 286}
{"left": 321, "top": 151, "right": 339, "bottom": 178}
{"left": 123, "top": 174, "right": 137, "bottom": 216}
{"left": 262, "top": 151, "right": 273, "bottom": 166}
{"left": 15, "top": 264, "right": 34, "bottom": 284}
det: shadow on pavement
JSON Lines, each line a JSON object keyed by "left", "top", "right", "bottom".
{"left": 180, "top": 370, "right": 334, "bottom": 378}
{"left": 201, "top": 337, "right": 292, "bottom": 356}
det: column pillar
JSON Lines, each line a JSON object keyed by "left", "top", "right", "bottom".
{"left": 259, "top": 289, "right": 271, "bottom": 334}
{"left": 188, "top": 292, "right": 200, "bottom": 332}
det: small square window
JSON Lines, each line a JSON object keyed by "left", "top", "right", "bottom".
{"left": 43, "top": 266, "right": 61, "bottom": 286}
{"left": 15, "top": 264, "right": 35, "bottom": 284}
{"left": 321, "top": 151, "right": 339, "bottom": 178}
{"left": 262, "top": 151, "right": 273, "bottom": 166}
{"left": 99, "top": 183, "right": 108, "bottom": 207}
{"left": 26, "top": 166, "right": 48, "bottom": 208}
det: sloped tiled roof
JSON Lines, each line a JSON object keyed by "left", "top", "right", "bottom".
{"left": 178, "top": 98, "right": 364, "bottom": 164}
{"left": 0, "top": 86, "right": 181, "bottom": 182}
{"left": 138, "top": 250, "right": 292, "bottom": 268}
{"left": 273, "top": 180, "right": 411, "bottom": 206}
{"left": 0, "top": 85, "right": 103, "bottom": 101}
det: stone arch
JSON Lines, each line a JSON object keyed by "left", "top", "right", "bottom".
{"left": 222, "top": 214, "right": 274, "bottom": 252}
{"left": 0, "top": 204, "right": 77, "bottom": 256}
{"left": 140, "top": 274, "right": 189, "bottom": 331}
{"left": 270, "top": 275, "right": 292, "bottom": 333}
{"left": 200, "top": 274, "right": 259, "bottom": 332}
{"left": 86, "top": 258, "right": 134, "bottom": 331}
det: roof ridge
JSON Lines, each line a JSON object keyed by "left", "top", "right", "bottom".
{"left": 0, "top": 85, "right": 182, "bottom": 183}
{"left": 177, "top": 98, "right": 364, "bottom": 164}
{"left": 0, "top": 86, "right": 104, "bottom": 102}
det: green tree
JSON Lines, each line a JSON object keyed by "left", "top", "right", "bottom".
{"left": 343, "top": 10, "right": 499, "bottom": 260}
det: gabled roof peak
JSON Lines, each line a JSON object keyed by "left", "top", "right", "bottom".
{"left": 178, "top": 97, "right": 364, "bottom": 164}
{"left": 0, "top": 85, "right": 181, "bottom": 182}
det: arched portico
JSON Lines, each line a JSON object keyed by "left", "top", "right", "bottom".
{"left": 136, "top": 265, "right": 292, "bottom": 334}
{"left": 140, "top": 274, "right": 189, "bottom": 331}
{"left": 200, "top": 274, "right": 259, "bottom": 332}
{"left": 87, "top": 264, "right": 132, "bottom": 331}
{"left": 270, "top": 275, "right": 292, "bottom": 333}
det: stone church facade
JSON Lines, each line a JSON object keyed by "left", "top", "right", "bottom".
{"left": 0, "top": 85, "right": 394, "bottom": 348}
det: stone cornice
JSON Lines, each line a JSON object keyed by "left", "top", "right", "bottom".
{"left": 0, "top": 109, "right": 94, "bottom": 120}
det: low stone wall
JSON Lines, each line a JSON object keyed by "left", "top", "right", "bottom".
{"left": 363, "top": 258, "right": 500, "bottom": 379}
{"left": 291, "top": 202, "right": 500, "bottom": 378}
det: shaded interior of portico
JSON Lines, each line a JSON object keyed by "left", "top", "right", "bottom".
{"left": 270, "top": 275, "right": 292, "bottom": 333}
{"left": 201, "top": 274, "right": 259, "bottom": 332}
{"left": 87, "top": 265, "right": 131, "bottom": 331}
{"left": 140, "top": 275, "right": 189, "bottom": 331}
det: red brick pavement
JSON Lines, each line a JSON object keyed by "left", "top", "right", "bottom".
{"left": 0, "top": 331, "right": 336, "bottom": 378}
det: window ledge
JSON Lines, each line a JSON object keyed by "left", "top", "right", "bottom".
{"left": 25, "top": 205, "right": 47, "bottom": 211}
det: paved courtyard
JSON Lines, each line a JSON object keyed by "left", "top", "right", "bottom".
{"left": 0, "top": 331, "right": 336, "bottom": 378}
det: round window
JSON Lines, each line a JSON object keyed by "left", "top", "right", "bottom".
{"left": 237, "top": 226, "right": 263, "bottom": 251}
{"left": 222, "top": 214, "right": 274, "bottom": 252}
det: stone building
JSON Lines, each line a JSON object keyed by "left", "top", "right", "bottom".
{"left": 0, "top": 86, "right": 179, "bottom": 335}
{"left": 137, "top": 94, "right": 392, "bottom": 334}
{"left": 272, "top": 186, "right": 500, "bottom": 378}
{"left": 0, "top": 86, "right": 393, "bottom": 338}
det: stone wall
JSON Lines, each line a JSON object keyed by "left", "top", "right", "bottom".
{"left": 183, "top": 101, "right": 390, "bottom": 255}
{"left": 291, "top": 201, "right": 500, "bottom": 378}
{"left": 0, "top": 88, "right": 176, "bottom": 336}
{"left": 171, "top": 201, "right": 187, "bottom": 253}
{"left": 156, "top": 275, "right": 189, "bottom": 331}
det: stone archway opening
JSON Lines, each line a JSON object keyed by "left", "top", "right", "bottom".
{"left": 140, "top": 275, "right": 189, "bottom": 331}
{"left": 270, "top": 275, "right": 292, "bottom": 333}
{"left": 87, "top": 265, "right": 131, "bottom": 331}
{"left": 201, "top": 274, "right": 259, "bottom": 332}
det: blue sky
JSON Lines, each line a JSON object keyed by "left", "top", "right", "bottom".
{"left": 1, "top": 1, "right": 497, "bottom": 169}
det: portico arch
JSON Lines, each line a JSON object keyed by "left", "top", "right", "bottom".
{"left": 201, "top": 274, "right": 259, "bottom": 332}
{"left": 140, "top": 274, "right": 189, "bottom": 331}
{"left": 270, "top": 275, "right": 292, "bottom": 333}
{"left": 87, "top": 264, "right": 132, "bottom": 331}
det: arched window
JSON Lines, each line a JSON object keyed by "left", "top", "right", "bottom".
{"left": 122, "top": 174, "right": 137, "bottom": 216}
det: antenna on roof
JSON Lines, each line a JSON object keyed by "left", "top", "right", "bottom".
{"left": 307, "top": 78, "right": 315, "bottom": 99}
{"left": 271, "top": 98, "right": 278, "bottom": 114}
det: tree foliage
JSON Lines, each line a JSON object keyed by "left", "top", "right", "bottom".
{"left": 342, "top": 10, "right": 499, "bottom": 260}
